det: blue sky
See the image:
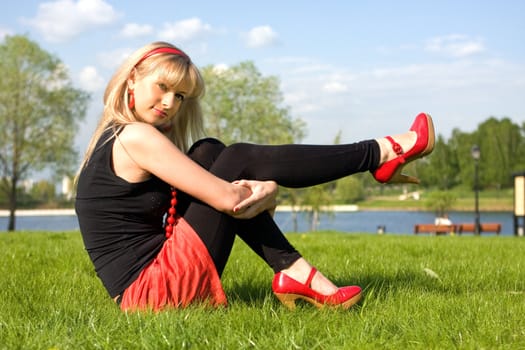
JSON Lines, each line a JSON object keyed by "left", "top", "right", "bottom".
{"left": 1, "top": 0, "right": 524, "bottom": 155}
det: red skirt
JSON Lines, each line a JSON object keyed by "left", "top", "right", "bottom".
{"left": 119, "top": 216, "right": 227, "bottom": 311}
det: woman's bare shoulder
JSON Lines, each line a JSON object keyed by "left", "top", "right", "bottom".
{"left": 118, "top": 122, "right": 162, "bottom": 142}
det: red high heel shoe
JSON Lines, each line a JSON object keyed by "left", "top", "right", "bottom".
{"left": 272, "top": 267, "right": 362, "bottom": 310}
{"left": 373, "top": 112, "right": 435, "bottom": 184}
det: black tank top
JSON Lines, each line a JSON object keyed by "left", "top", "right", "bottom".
{"left": 75, "top": 127, "right": 171, "bottom": 297}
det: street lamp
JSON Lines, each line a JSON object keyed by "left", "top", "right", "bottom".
{"left": 471, "top": 145, "right": 481, "bottom": 235}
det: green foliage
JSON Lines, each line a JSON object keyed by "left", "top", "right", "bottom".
{"left": 0, "top": 35, "right": 89, "bottom": 178}
{"left": 404, "top": 116, "right": 525, "bottom": 193}
{"left": 0, "top": 35, "right": 89, "bottom": 229}
{"left": 335, "top": 176, "right": 366, "bottom": 203}
{"left": 417, "top": 135, "right": 459, "bottom": 189}
{"left": 425, "top": 190, "right": 458, "bottom": 216}
{"left": 436, "top": 117, "right": 525, "bottom": 191}
{"left": 475, "top": 117, "right": 525, "bottom": 189}
{"left": 200, "top": 61, "right": 306, "bottom": 145}
{"left": 1, "top": 232, "right": 524, "bottom": 349}
{"left": 447, "top": 127, "right": 476, "bottom": 189}
{"left": 301, "top": 183, "right": 336, "bottom": 231}
{"left": 29, "top": 180, "right": 56, "bottom": 202}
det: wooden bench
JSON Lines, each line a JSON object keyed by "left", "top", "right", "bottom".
{"left": 457, "top": 223, "right": 501, "bottom": 235}
{"left": 414, "top": 223, "right": 502, "bottom": 235}
{"left": 414, "top": 224, "right": 456, "bottom": 235}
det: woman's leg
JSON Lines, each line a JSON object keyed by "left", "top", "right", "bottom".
{"left": 179, "top": 139, "right": 301, "bottom": 276}
{"left": 179, "top": 138, "right": 381, "bottom": 278}
{"left": 189, "top": 140, "right": 381, "bottom": 295}
{"left": 178, "top": 115, "right": 427, "bottom": 304}
{"left": 209, "top": 140, "right": 380, "bottom": 187}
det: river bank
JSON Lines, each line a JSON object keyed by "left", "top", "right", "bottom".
{"left": 4, "top": 206, "right": 358, "bottom": 217}
{"left": 1, "top": 209, "right": 517, "bottom": 235}
{"left": 0, "top": 209, "right": 76, "bottom": 217}
{"left": 1, "top": 188, "right": 516, "bottom": 215}
{"left": 0, "top": 202, "right": 515, "bottom": 217}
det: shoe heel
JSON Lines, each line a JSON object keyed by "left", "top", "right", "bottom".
{"left": 389, "top": 167, "right": 420, "bottom": 184}
{"left": 422, "top": 114, "right": 435, "bottom": 156}
{"left": 274, "top": 293, "right": 298, "bottom": 310}
{"left": 274, "top": 292, "right": 323, "bottom": 309}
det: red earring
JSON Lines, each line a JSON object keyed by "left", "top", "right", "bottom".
{"left": 128, "top": 89, "right": 135, "bottom": 109}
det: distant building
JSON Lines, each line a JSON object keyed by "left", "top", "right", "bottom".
{"left": 21, "top": 179, "right": 34, "bottom": 192}
{"left": 62, "top": 176, "right": 74, "bottom": 200}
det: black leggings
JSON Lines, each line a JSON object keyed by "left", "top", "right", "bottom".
{"left": 178, "top": 138, "right": 380, "bottom": 276}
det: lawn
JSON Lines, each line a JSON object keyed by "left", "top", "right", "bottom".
{"left": 0, "top": 231, "right": 524, "bottom": 349}
{"left": 359, "top": 188, "right": 514, "bottom": 212}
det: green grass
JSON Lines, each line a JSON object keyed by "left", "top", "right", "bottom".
{"left": 359, "top": 188, "right": 514, "bottom": 212}
{"left": 1, "top": 231, "right": 524, "bottom": 349}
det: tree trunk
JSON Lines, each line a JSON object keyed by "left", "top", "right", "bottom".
{"left": 8, "top": 209, "right": 15, "bottom": 231}
{"left": 7, "top": 178, "right": 17, "bottom": 231}
{"left": 310, "top": 210, "right": 319, "bottom": 232}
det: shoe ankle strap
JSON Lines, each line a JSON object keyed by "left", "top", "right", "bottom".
{"left": 305, "top": 267, "right": 317, "bottom": 287}
{"left": 385, "top": 136, "right": 403, "bottom": 155}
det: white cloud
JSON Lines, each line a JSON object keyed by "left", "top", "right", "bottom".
{"left": 265, "top": 56, "right": 314, "bottom": 66}
{"left": 283, "top": 89, "right": 319, "bottom": 114}
{"left": 243, "top": 25, "right": 279, "bottom": 48}
{"left": 119, "top": 23, "right": 153, "bottom": 38}
{"left": 158, "top": 18, "right": 212, "bottom": 43}
{"left": 97, "top": 48, "right": 134, "bottom": 69}
{"left": 78, "top": 66, "right": 105, "bottom": 92}
{"left": 323, "top": 81, "right": 349, "bottom": 93}
{"left": 212, "top": 63, "right": 230, "bottom": 74}
{"left": 0, "top": 27, "right": 13, "bottom": 40}
{"left": 22, "top": 0, "right": 121, "bottom": 43}
{"left": 425, "top": 34, "right": 485, "bottom": 58}
{"left": 272, "top": 55, "right": 524, "bottom": 144}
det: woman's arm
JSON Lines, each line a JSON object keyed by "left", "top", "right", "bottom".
{"left": 231, "top": 180, "right": 278, "bottom": 219}
{"left": 115, "top": 123, "right": 274, "bottom": 216}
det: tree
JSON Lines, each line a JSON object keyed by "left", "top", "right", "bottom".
{"left": 201, "top": 61, "right": 311, "bottom": 225}
{"left": 200, "top": 61, "right": 306, "bottom": 145}
{"left": 0, "top": 35, "right": 89, "bottom": 230}
{"left": 298, "top": 132, "right": 342, "bottom": 230}
{"left": 302, "top": 183, "right": 335, "bottom": 231}
{"left": 476, "top": 117, "right": 523, "bottom": 189}
{"left": 29, "top": 180, "right": 56, "bottom": 206}
{"left": 443, "top": 117, "right": 523, "bottom": 191}
{"left": 446, "top": 128, "right": 477, "bottom": 189}
{"left": 335, "top": 176, "right": 366, "bottom": 203}
{"left": 425, "top": 191, "right": 458, "bottom": 217}
{"left": 417, "top": 134, "right": 460, "bottom": 189}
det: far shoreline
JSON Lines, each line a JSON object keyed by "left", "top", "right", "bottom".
{"left": 0, "top": 205, "right": 514, "bottom": 217}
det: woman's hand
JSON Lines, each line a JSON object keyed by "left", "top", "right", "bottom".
{"left": 231, "top": 180, "right": 278, "bottom": 219}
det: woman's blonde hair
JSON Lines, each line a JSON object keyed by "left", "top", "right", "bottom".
{"left": 78, "top": 41, "right": 205, "bottom": 173}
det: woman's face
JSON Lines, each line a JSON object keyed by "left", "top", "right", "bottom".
{"left": 129, "top": 72, "right": 191, "bottom": 127}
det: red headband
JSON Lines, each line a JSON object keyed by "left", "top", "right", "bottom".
{"left": 135, "top": 47, "right": 190, "bottom": 67}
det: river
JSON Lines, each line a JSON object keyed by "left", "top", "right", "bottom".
{"left": 0, "top": 209, "right": 518, "bottom": 236}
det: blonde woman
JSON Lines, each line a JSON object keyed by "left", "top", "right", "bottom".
{"left": 75, "top": 41, "right": 435, "bottom": 311}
